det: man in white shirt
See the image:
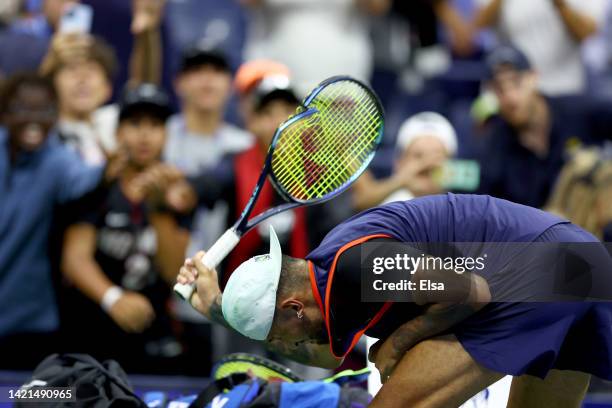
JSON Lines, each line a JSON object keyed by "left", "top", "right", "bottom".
{"left": 474, "top": 0, "right": 607, "bottom": 95}
{"left": 241, "top": 0, "right": 391, "bottom": 96}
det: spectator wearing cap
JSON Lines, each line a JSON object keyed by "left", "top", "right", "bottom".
{"left": 352, "top": 111, "right": 458, "bottom": 211}
{"left": 165, "top": 45, "right": 251, "bottom": 255}
{"left": 61, "top": 83, "right": 195, "bottom": 373}
{"left": 38, "top": 0, "right": 165, "bottom": 165}
{"left": 192, "top": 59, "right": 306, "bottom": 288}
{"left": 188, "top": 60, "right": 337, "bottom": 375}
{"left": 0, "top": 73, "right": 116, "bottom": 369}
{"left": 473, "top": 0, "right": 606, "bottom": 95}
{"left": 167, "top": 46, "right": 251, "bottom": 170}
{"left": 474, "top": 45, "right": 612, "bottom": 208}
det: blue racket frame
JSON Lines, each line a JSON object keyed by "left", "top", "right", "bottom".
{"left": 233, "top": 76, "right": 384, "bottom": 235}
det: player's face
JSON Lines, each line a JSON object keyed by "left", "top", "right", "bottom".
{"left": 175, "top": 65, "right": 231, "bottom": 113}
{"left": 54, "top": 60, "right": 112, "bottom": 119}
{"left": 248, "top": 99, "right": 297, "bottom": 147}
{"left": 3, "top": 84, "right": 57, "bottom": 152}
{"left": 117, "top": 113, "right": 166, "bottom": 168}
{"left": 266, "top": 305, "right": 330, "bottom": 365}
{"left": 490, "top": 68, "right": 538, "bottom": 128}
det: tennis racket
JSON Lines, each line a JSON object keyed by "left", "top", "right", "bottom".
{"left": 211, "top": 353, "right": 371, "bottom": 384}
{"left": 174, "top": 76, "right": 384, "bottom": 300}
{"left": 212, "top": 353, "right": 303, "bottom": 383}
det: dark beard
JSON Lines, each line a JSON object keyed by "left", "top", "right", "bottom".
{"left": 302, "top": 314, "right": 329, "bottom": 345}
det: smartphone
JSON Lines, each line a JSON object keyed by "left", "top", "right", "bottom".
{"left": 59, "top": 3, "right": 93, "bottom": 34}
{"left": 434, "top": 159, "right": 481, "bottom": 192}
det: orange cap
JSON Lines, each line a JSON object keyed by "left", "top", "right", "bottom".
{"left": 234, "top": 59, "right": 291, "bottom": 95}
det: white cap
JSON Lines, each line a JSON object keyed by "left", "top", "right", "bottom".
{"left": 222, "top": 225, "right": 282, "bottom": 341}
{"left": 396, "top": 112, "right": 458, "bottom": 156}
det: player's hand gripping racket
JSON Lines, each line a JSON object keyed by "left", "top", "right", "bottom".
{"left": 174, "top": 76, "right": 384, "bottom": 300}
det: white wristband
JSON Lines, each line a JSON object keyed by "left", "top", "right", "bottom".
{"left": 101, "top": 286, "right": 124, "bottom": 313}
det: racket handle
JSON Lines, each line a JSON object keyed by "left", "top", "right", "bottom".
{"left": 174, "top": 229, "right": 241, "bottom": 300}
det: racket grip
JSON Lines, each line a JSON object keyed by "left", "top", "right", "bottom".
{"left": 174, "top": 229, "right": 241, "bottom": 301}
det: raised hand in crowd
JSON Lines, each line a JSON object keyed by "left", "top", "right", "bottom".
{"left": 131, "top": 0, "right": 166, "bottom": 35}
{"left": 125, "top": 163, "right": 197, "bottom": 214}
{"left": 40, "top": 33, "right": 94, "bottom": 76}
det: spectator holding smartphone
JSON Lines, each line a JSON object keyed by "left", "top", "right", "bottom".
{"left": 39, "top": 0, "right": 165, "bottom": 165}
{"left": 352, "top": 111, "right": 458, "bottom": 211}
{"left": 61, "top": 84, "right": 194, "bottom": 373}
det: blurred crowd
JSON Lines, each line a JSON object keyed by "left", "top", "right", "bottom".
{"left": 0, "top": 0, "right": 611, "bottom": 377}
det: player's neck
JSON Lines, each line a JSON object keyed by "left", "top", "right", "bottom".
{"left": 184, "top": 107, "right": 223, "bottom": 136}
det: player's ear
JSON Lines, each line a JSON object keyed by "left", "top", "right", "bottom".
{"left": 280, "top": 298, "right": 304, "bottom": 316}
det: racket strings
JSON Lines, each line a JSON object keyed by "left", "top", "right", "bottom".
{"left": 272, "top": 80, "right": 382, "bottom": 201}
{"left": 276, "top": 99, "right": 378, "bottom": 195}
{"left": 278, "top": 114, "right": 375, "bottom": 199}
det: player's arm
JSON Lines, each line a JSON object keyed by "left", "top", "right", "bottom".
{"left": 62, "top": 223, "right": 155, "bottom": 333}
{"left": 178, "top": 255, "right": 343, "bottom": 369}
{"left": 177, "top": 252, "right": 229, "bottom": 328}
{"left": 369, "top": 261, "right": 490, "bottom": 382}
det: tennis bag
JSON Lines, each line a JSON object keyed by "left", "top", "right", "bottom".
{"left": 16, "top": 353, "right": 145, "bottom": 408}
{"left": 187, "top": 375, "right": 371, "bottom": 408}
{"left": 185, "top": 353, "right": 372, "bottom": 408}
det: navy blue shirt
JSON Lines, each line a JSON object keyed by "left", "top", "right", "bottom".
{"left": 474, "top": 95, "right": 612, "bottom": 208}
{"left": 0, "top": 130, "right": 103, "bottom": 336}
{"left": 306, "top": 194, "right": 568, "bottom": 358}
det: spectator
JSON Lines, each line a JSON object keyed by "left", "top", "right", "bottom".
{"left": 0, "top": 0, "right": 73, "bottom": 78}
{"left": 474, "top": 0, "right": 607, "bottom": 95}
{"left": 41, "top": 35, "right": 118, "bottom": 164}
{"left": 39, "top": 0, "right": 165, "bottom": 165}
{"left": 353, "top": 112, "right": 457, "bottom": 211}
{"left": 163, "top": 46, "right": 252, "bottom": 376}
{"left": 61, "top": 84, "right": 194, "bottom": 373}
{"left": 192, "top": 60, "right": 307, "bottom": 278}
{"left": 474, "top": 45, "right": 612, "bottom": 208}
{"left": 0, "top": 0, "right": 21, "bottom": 26}
{"left": 9, "top": 0, "right": 71, "bottom": 38}
{"left": 185, "top": 60, "right": 313, "bottom": 368}
{"left": 165, "top": 45, "right": 252, "bottom": 254}
{"left": 0, "top": 73, "right": 109, "bottom": 369}
{"left": 242, "top": 0, "right": 391, "bottom": 96}
{"left": 545, "top": 147, "right": 612, "bottom": 241}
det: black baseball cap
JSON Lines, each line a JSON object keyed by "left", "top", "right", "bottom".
{"left": 119, "top": 83, "right": 172, "bottom": 122}
{"left": 180, "top": 45, "right": 230, "bottom": 73}
{"left": 485, "top": 45, "right": 532, "bottom": 80}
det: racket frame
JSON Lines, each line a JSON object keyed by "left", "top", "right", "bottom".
{"left": 174, "top": 76, "right": 384, "bottom": 300}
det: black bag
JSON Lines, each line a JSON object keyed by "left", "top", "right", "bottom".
{"left": 15, "top": 353, "right": 146, "bottom": 408}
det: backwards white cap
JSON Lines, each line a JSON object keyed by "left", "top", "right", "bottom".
{"left": 222, "top": 225, "right": 283, "bottom": 341}
{"left": 396, "top": 112, "right": 458, "bottom": 156}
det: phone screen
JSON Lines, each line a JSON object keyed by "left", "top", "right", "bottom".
{"left": 435, "top": 159, "right": 481, "bottom": 192}
{"left": 59, "top": 3, "right": 93, "bottom": 34}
